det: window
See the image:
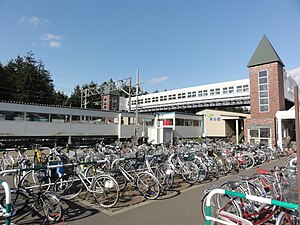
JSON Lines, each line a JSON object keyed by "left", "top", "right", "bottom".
{"left": 258, "top": 70, "right": 269, "bottom": 112}
{"left": 203, "top": 90, "right": 208, "bottom": 96}
{"left": 193, "top": 120, "right": 200, "bottom": 126}
{"left": 152, "top": 97, "right": 158, "bottom": 102}
{"left": 187, "top": 92, "right": 192, "bottom": 98}
{"left": 210, "top": 89, "right": 215, "bottom": 95}
{"left": 250, "top": 130, "right": 259, "bottom": 138}
{"left": 132, "top": 100, "right": 136, "bottom": 105}
{"left": 228, "top": 86, "right": 234, "bottom": 93}
{"left": 178, "top": 93, "right": 186, "bottom": 99}
{"left": 192, "top": 91, "right": 196, "bottom": 97}
{"left": 249, "top": 128, "right": 271, "bottom": 146}
{"left": 198, "top": 90, "right": 203, "bottom": 97}
{"left": 223, "top": 87, "right": 228, "bottom": 94}
{"left": 237, "top": 85, "right": 242, "bottom": 93}
{"left": 215, "top": 88, "right": 220, "bottom": 95}
{"left": 163, "top": 119, "right": 173, "bottom": 126}
{"left": 145, "top": 98, "right": 151, "bottom": 103}
{"left": 175, "top": 118, "right": 184, "bottom": 126}
{"left": 243, "top": 85, "right": 249, "bottom": 92}
{"left": 185, "top": 119, "right": 193, "bottom": 126}
{"left": 168, "top": 94, "right": 176, "bottom": 100}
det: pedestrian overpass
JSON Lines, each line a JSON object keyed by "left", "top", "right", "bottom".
{"left": 128, "top": 79, "right": 251, "bottom": 112}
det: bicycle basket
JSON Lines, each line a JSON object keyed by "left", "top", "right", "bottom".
{"left": 282, "top": 176, "right": 298, "bottom": 204}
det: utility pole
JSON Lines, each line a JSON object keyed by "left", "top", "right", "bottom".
{"left": 135, "top": 68, "right": 140, "bottom": 145}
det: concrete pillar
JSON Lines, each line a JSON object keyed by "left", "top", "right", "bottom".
{"left": 235, "top": 119, "right": 239, "bottom": 144}
{"left": 277, "top": 118, "right": 283, "bottom": 149}
{"left": 68, "top": 136, "right": 72, "bottom": 145}
{"left": 202, "top": 114, "right": 206, "bottom": 138}
{"left": 118, "top": 113, "right": 122, "bottom": 140}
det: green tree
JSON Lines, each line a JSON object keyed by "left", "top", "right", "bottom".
{"left": 69, "top": 85, "right": 82, "bottom": 107}
{"left": 1, "top": 52, "right": 56, "bottom": 104}
{"left": 53, "top": 91, "right": 69, "bottom": 106}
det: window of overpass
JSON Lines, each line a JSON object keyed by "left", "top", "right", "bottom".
{"left": 243, "top": 85, "right": 249, "bottom": 92}
{"left": 26, "top": 112, "right": 49, "bottom": 122}
{"left": 0, "top": 111, "right": 25, "bottom": 121}
{"left": 152, "top": 97, "right": 159, "bottom": 102}
{"left": 237, "top": 85, "right": 243, "bottom": 93}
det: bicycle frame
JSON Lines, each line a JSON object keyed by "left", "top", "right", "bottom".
{"left": 72, "top": 166, "right": 99, "bottom": 193}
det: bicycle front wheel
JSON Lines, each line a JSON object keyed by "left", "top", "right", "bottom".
{"left": 42, "top": 193, "right": 63, "bottom": 222}
{"left": 53, "top": 173, "right": 82, "bottom": 200}
{"left": 93, "top": 175, "right": 119, "bottom": 208}
{"left": 136, "top": 172, "right": 160, "bottom": 200}
{"left": 181, "top": 162, "right": 199, "bottom": 184}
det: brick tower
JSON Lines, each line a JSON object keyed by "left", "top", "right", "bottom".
{"left": 245, "top": 35, "right": 286, "bottom": 147}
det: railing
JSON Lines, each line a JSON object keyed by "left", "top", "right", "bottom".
{"left": 0, "top": 179, "right": 12, "bottom": 225}
{"left": 204, "top": 189, "right": 299, "bottom": 225}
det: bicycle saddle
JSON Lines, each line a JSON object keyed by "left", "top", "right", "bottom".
{"left": 225, "top": 180, "right": 243, "bottom": 190}
{"left": 238, "top": 174, "right": 259, "bottom": 181}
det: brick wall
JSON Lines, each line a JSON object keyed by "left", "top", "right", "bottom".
{"left": 245, "top": 61, "right": 285, "bottom": 147}
{"left": 249, "top": 61, "right": 285, "bottom": 119}
{"left": 244, "top": 118, "right": 276, "bottom": 147}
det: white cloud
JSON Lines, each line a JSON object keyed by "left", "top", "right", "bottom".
{"left": 29, "top": 16, "right": 40, "bottom": 26}
{"left": 287, "top": 67, "right": 300, "bottom": 84}
{"left": 41, "top": 33, "right": 63, "bottom": 41}
{"left": 19, "top": 16, "right": 49, "bottom": 27}
{"left": 48, "top": 41, "right": 62, "bottom": 48}
{"left": 40, "top": 33, "right": 64, "bottom": 48}
{"left": 149, "top": 76, "right": 169, "bottom": 85}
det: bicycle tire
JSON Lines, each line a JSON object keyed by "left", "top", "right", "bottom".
{"left": 181, "top": 162, "right": 199, "bottom": 184}
{"left": 1, "top": 189, "right": 28, "bottom": 215}
{"left": 18, "top": 170, "right": 51, "bottom": 194}
{"left": 113, "top": 172, "right": 128, "bottom": 191}
{"left": 92, "top": 175, "right": 119, "bottom": 208}
{"left": 136, "top": 172, "right": 160, "bottom": 200}
{"left": 275, "top": 210, "right": 299, "bottom": 225}
{"left": 197, "top": 162, "right": 208, "bottom": 182}
{"left": 240, "top": 153, "right": 255, "bottom": 169}
{"left": 156, "top": 162, "right": 174, "bottom": 190}
{"left": 53, "top": 173, "right": 82, "bottom": 200}
{"left": 42, "top": 193, "right": 63, "bottom": 222}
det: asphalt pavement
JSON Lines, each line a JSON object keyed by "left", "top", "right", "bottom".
{"left": 64, "top": 157, "right": 286, "bottom": 225}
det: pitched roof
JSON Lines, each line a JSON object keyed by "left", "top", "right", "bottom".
{"left": 247, "top": 35, "right": 285, "bottom": 67}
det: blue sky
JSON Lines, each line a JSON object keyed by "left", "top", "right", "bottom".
{"left": 1, "top": 0, "right": 300, "bottom": 96}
